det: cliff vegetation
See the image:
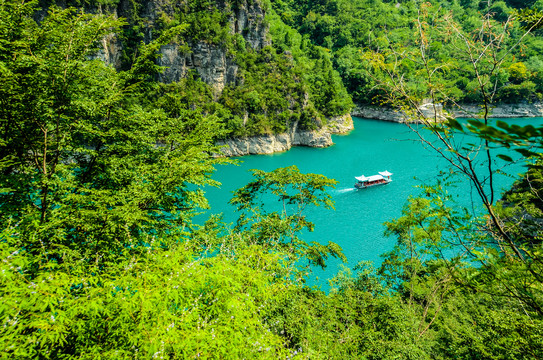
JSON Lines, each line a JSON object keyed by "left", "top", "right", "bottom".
{"left": 272, "top": 0, "right": 543, "bottom": 106}
{"left": 33, "top": 0, "right": 353, "bottom": 139}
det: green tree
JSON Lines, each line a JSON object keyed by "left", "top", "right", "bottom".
{"left": 508, "top": 61, "right": 530, "bottom": 83}
{"left": 230, "top": 165, "right": 346, "bottom": 270}
{"left": 0, "top": 2, "right": 227, "bottom": 260}
{"left": 363, "top": 0, "right": 543, "bottom": 333}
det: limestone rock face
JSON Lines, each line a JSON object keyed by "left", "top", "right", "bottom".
{"left": 157, "top": 42, "right": 239, "bottom": 93}
{"left": 351, "top": 105, "right": 407, "bottom": 122}
{"left": 95, "top": 33, "right": 123, "bottom": 69}
{"left": 215, "top": 114, "right": 353, "bottom": 157}
{"left": 92, "top": 0, "right": 269, "bottom": 93}
{"left": 419, "top": 103, "right": 446, "bottom": 120}
{"left": 228, "top": 0, "right": 269, "bottom": 50}
{"left": 352, "top": 104, "right": 445, "bottom": 123}
{"left": 151, "top": 0, "right": 269, "bottom": 92}
{"left": 292, "top": 129, "right": 333, "bottom": 148}
{"left": 353, "top": 102, "right": 543, "bottom": 122}
{"left": 326, "top": 114, "right": 354, "bottom": 134}
{"left": 216, "top": 131, "right": 331, "bottom": 157}
{"left": 216, "top": 134, "right": 291, "bottom": 157}
{"left": 451, "top": 103, "right": 543, "bottom": 118}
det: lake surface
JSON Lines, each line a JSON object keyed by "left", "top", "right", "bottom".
{"left": 204, "top": 117, "right": 541, "bottom": 287}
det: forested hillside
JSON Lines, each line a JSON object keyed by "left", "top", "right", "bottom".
{"left": 272, "top": 0, "right": 543, "bottom": 105}
{"left": 1, "top": 0, "right": 543, "bottom": 358}
{"left": 30, "top": 0, "right": 353, "bottom": 139}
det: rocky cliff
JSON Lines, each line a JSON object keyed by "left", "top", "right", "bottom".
{"left": 44, "top": 0, "right": 353, "bottom": 156}
{"left": 351, "top": 103, "right": 446, "bottom": 123}
{"left": 352, "top": 102, "right": 543, "bottom": 122}
{"left": 153, "top": 1, "right": 269, "bottom": 93}
{"left": 93, "top": 0, "right": 269, "bottom": 93}
{"left": 451, "top": 102, "right": 543, "bottom": 118}
{"left": 215, "top": 114, "right": 353, "bottom": 157}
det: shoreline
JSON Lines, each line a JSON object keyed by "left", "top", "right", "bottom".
{"left": 215, "top": 102, "right": 543, "bottom": 157}
{"left": 215, "top": 114, "right": 353, "bottom": 157}
{"left": 352, "top": 102, "right": 543, "bottom": 123}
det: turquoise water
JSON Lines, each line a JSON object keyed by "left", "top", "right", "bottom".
{"left": 204, "top": 117, "right": 540, "bottom": 287}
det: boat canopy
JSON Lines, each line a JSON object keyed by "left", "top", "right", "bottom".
{"left": 379, "top": 170, "right": 393, "bottom": 177}
{"left": 355, "top": 174, "right": 384, "bottom": 182}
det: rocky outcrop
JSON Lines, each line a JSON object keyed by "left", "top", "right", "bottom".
{"left": 95, "top": 33, "right": 124, "bottom": 70}
{"left": 351, "top": 105, "right": 406, "bottom": 122}
{"left": 351, "top": 103, "right": 446, "bottom": 123}
{"left": 450, "top": 102, "right": 543, "bottom": 118}
{"left": 153, "top": 0, "right": 269, "bottom": 92}
{"left": 353, "top": 102, "right": 543, "bottom": 121}
{"left": 420, "top": 103, "right": 446, "bottom": 120}
{"left": 91, "top": 0, "right": 269, "bottom": 93}
{"left": 326, "top": 114, "right": 355, "bottom": 134}
{"left": 216, "top": 134, "right": 292, "bottom": 157}
{"left": 227, "top": 0, "right": 269, "bottom": 50}
{"left": 215, "top": 114, "right": 353, "bottom": 157}
{"left": 292, "top": 128, "right": 333, "bottom": 147}
{"left": 157, "top": 42, "right": 240, "bottom": 93}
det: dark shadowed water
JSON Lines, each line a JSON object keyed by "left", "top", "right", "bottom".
{"left": 203, "top": 117, "right": 541, "bottom": 288}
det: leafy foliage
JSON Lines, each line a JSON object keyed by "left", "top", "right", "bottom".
{"left": 2, "top": 0, "right": 543, "bottom": 359}
{"left": 0, "top": 3, "right": 228, "bottom": 264}
{"left": 217, "top": 10, "right": 353, "bottom": 137}
{"left": 0, "top": 228, "right": 295, "bottom": 358}
{"left": 230, "top": 166, "right": 345, "bottom": 269}
{"left": 272, "top": 0, "right": 543, "bottom": 105}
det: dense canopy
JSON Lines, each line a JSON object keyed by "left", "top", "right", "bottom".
{"left": 1, "top": 0, "right": 543, "bottom": 358}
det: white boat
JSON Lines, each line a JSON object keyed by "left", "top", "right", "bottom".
{"left": 354, "top": 171, "right": 393, "bottom": 189}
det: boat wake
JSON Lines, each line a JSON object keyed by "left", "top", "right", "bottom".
{"left": 335, "top": 188, "right": 356, "bottom": 194}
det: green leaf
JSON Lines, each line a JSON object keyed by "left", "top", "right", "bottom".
{"left": 497, "top": 154, "right": 513, "bottom": 162}
{"left": 496, "top": 120, "right": 510, "bottom": 130}
{"left": 446, "top": 118, "right": 464, "bottom": 132}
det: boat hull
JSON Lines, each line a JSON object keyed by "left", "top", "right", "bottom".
{"left": 354, "top": 179, "right": 392, "bottom": 189}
